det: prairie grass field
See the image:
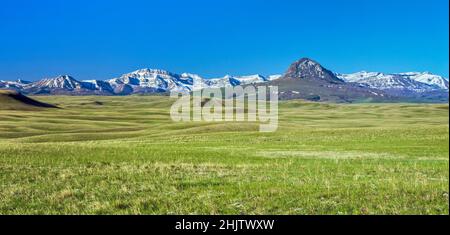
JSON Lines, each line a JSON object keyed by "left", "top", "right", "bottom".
{"left": 0, "top": 95, "right": 448, "bottom": 214}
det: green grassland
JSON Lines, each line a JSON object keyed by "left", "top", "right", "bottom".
{"left": 0, "top": 95, "right": 448, "bottom": 214}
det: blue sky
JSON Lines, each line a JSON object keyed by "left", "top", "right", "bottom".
{"left": 0, "top": 0, "right": 448, "bottom": 81}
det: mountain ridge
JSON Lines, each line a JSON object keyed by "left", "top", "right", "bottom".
{"left": 1, "top": 58, "right": 448, "bottom": 102}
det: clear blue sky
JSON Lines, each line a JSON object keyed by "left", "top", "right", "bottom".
{"left": 0, "top": 0, "right": 448, "bottom": 81}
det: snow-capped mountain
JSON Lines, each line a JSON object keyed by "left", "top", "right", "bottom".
{"left": 202, "top": 75, "right": 239, "bottom": 88}
{"left": 108, "top": 69, "right": 195, "bottom": 93}
{"left": 7, "top": 75, "right": 115, "bottom": 95}
{"left": 0, "top": 79, "right": 31, "bottom": 90}
{"left": 204, "top": 74, "right": 271, "bottom": 88}
{"left": 2, "top": 70, "right": 282, "bottom": 95}
{"left": 232, "top": 74, "right": 269, "bottom": 84}
{"left": 336, "top": 71, "right": 449, "bottom": 92}
{"left": 0, "top": 58, "right": 447, "bottom": 103}
{"left": 31, "top": 75, "right": 84, "bottom": 90}
{"left": 8, "top": 71, "right": 166, "bottom": 95}
{"left": 107, "top": 69, "right": 280, "bottom": 93}
{"left": 399, "top": 72, "right": 449, "bottom": 90}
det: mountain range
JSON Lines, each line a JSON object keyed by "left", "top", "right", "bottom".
{"left": 0, "top": 58, "right": 448, "bottom": 103}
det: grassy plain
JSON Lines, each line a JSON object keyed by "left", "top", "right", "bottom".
{"left": 0, "top": 95, "right": 448, "bottom": 214}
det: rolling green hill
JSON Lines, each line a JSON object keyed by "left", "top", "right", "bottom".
{"left": 0, "top": 90, "right": 58, "bottom": 110}
{"left": 0, "top": 95, "right": 448, "bottom": 214}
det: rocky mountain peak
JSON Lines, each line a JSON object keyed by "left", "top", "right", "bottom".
{"left": 283, "top": 57, "right": 344, "bottom": 83}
